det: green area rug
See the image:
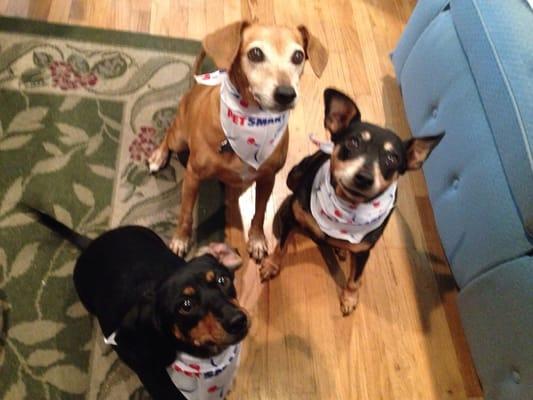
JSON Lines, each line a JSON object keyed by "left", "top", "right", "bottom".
{"left": 0, "top": 16, "right": 224, "bottom": 399}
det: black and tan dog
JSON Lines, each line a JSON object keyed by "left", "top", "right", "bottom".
{"left": 26, "top": 207, "right": 249, "bottom": 400}
{"left": 260, "top": 89, "right": 444, "bottom": 316}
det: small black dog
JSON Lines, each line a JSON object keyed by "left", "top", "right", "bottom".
{"left": 27, "top": 207, "right": 249, "bottom": 400}
{"left": 260, "top": 88, "right": 443, "bottom": 316}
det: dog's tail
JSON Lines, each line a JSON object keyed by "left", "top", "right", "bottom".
{"left": 21, "top": 205, "right": 91, "bottom": 251}
{"left": 273, "top": 196, "right": 296, "bottom": 247}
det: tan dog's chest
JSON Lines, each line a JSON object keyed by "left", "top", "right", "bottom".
{"left": 177, "top": 85, "right": 289, "bottom": 187}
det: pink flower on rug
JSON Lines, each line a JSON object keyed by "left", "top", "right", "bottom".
{"left": 50, "top": 61, "right": 98, "bottom": 90}
{"left": 129, "top": 126, "right": 157, "bottom": 162}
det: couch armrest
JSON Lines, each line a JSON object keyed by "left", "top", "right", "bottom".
{"left": 391, "top": 0, "right": 450, "bottom": 83}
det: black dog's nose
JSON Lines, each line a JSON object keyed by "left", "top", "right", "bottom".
{"left": 354, "top": 171, "right": 374, "bottom": 188}
{"left": 274, "top": 86, "right": 296, "bottom": 106}
{"left": 227, "top": 312, "right": 248, "bottom": 334}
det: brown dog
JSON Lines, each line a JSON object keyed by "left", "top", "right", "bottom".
{"left": 148, "top": 21, "right": 328, "bottom": 261}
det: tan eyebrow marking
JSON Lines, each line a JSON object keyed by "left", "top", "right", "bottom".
{"left": 361, "top": 131, "right": 371, "bottom": 141}
{"left": 205, "top": 271, "right": 215, "bottom": 282}
{"left": 183, "top": 286, "right": 195, "bottom": 296}
{"left": 384, "top": 142, "right": 394, "bottom": 151}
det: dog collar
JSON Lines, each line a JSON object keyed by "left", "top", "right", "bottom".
{"left": 310, "top": 160, "right": 397, "bottom": 243}
{"left": 195, "top": 71, "right": 289, "bottom": 169}
{"left": 167, "top": 343, "right": 241, "bottom": 400}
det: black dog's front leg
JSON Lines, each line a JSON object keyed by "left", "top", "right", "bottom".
{"left": 340, "top": 251, "right": 370, "bottom": 316}
{"left": 116, "top": 346, "right": 185, "bottom": 400}
{"left": 134, "top": 364, "right": 186, "bottom": 400}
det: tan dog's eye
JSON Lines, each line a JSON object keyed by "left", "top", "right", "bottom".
{"left": 291, "top": 50, "right": 304, "bottom": 65}
{"left": 248, "top": 47, "right": 265, "bottom": 63}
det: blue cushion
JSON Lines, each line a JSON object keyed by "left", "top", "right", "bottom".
{"left": 451, "top": 0, "right": 533, "bottom": 238}
{"left": 458, "top": 256, "right": 533, "bottom": 400}
{"left": 393, "top": 8, "right": 532, "bottom": 287}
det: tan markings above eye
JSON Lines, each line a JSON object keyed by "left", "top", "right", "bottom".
{"left": 205, "top": 271, "right": 215, "bottom": 282}
{"left": 361, "top": 131, "right": 371, "bottom": 141}
{"left": 384, "top": 142, "right": 394, "bottom": 151}
{"left": 183, "top": 286, "right": 195, "bottom": 296}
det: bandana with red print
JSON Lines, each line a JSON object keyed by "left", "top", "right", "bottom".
{"left": 310, "top": 160, "right": 397, "bottom": 244}
{"left": 166, "top": 344, "right": 240, "bottom": 400}
{"left": 195, "top": 71, "right": 289, "bottom": 169}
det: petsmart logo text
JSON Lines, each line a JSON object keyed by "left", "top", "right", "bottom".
{"left": 227, "top": 109, "right": 283, "bottom": 127}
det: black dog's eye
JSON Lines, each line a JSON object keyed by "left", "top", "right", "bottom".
{"left": 217, "top": 275, "right": 231, "bottom": 290}
{"left": 291, "top": 50, "right": 304, "bottom": 65}
{"left": 346, "top": 136, "right": 360, "bottom": 150}
{"left": 248, "top": 47, "right": 265, "bottom": 63}
{"left": 178, "top": 298, "right": 193, "bottom": 315}
{"left": 385, "top": 152, "right": 399, "bottom": 167}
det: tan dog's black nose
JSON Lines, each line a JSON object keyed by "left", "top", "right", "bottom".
{"left": 274, "top": 86, "right": 296, "bottom": 106}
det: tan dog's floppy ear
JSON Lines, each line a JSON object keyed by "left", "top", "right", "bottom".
{"left": 298, "top": 25, "right": 328, "bottom": 77}
{"left": 203, "top": 21, "right": 249, "bottom": 70}
{"left": 404, "top": 133, "right": 445, "bottom": 170}
{"left": 195, "top": 242, "right": 242, "bottom": 270}
{"left": 324, "top": 88, "right": 361, "bottom": 135}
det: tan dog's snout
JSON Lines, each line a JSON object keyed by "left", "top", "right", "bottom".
{"left": 273, "top": 85, "right": 297, "bottom": 107}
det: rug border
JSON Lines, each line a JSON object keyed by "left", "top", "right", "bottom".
{"left": 0, "top": 15, "right": 202, "bottom": 54}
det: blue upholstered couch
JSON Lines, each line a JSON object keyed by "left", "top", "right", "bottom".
{"left": 391, "top": 1, "right": 533, "bottom": 399}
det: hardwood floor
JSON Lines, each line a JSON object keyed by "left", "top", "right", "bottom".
{"left": 0, "top": 1, "right": 482, "bottom": 399}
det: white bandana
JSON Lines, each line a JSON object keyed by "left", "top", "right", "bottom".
{"left": 166, "top": 344, "right": 240, "bottom": 400}
{"left": 195, "top": 71, "right": 289, "bottom": 169}
{"left": 310, "top": 160, "right": 397, "bottom": 244}
{"left": 104, "top": 332, "right": 240, "bottom": 400}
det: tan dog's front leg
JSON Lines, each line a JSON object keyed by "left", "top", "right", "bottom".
{"left": 259, "top": 236, "right": 289, "bottom": 281}
{"left": 170, "top": 168, "right": 200, "bottom": 257}
{"left": 148, "top": 137, "right": 170, "bottom": 173}
{"left": 247, "top": 175, "right": 275, "bottom": 262}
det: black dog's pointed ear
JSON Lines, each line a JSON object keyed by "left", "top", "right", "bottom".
{"left": 324, "top": 88, "right": 361, "bottom": 135}
{"left": 404, "top": 132, "right": 445, "bottom": 170}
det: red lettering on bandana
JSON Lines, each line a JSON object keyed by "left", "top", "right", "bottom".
{"left": 227, "top": 109, "right": 245, "bottom": 126}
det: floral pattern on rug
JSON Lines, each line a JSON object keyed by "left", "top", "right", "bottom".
{"left": 0, "top": 21, "right": 224, "bottom": 400}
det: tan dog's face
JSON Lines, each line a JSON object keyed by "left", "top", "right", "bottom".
{"left": 202, "top": 21, "right": 328, "bottom": 112}
{"left": 239, "top": 25, "right": 306, "bottom": 112}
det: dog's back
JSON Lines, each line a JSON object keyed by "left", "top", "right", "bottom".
{"left": 73, "top": 226, "right": 185, "bottom": 336}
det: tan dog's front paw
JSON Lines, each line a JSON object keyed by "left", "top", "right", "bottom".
{"left": 148, "top": 147, "right": 169, "bottom": 173}
{"left": 247, "top": 231, "right": 268, "bottom": 263}
{"left": 340, "top": 288, "right": 360, "bottom": 316}
{"left": 259, "top": 256, "right": 280, "bottom": 282}
{"left": 169, "top": 235, "right": 191, "bottom": 257}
